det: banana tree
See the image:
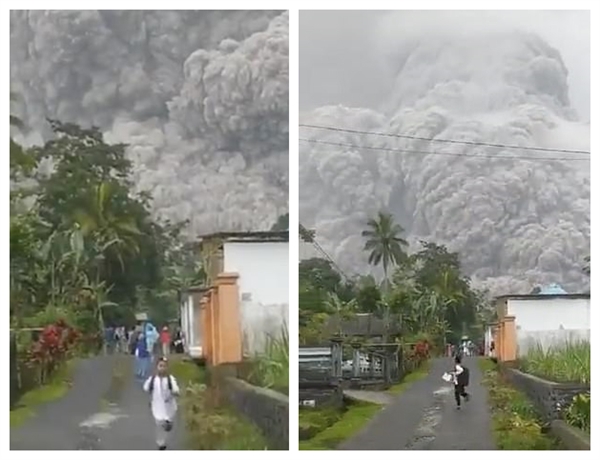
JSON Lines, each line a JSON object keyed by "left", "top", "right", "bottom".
{"left": 324, "top": 292, "right": 358, "bottom": 337}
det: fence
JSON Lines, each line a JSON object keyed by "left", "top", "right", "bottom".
{"left": 299, "top": 342, "right": 403, "bottom": 387}
{"left": 299, "top": 347, "right": 342, "bottom": 408}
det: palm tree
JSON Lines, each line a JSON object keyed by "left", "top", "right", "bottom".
{"left": 362, "top": 211, "right": 408, "bottom": 291}
{"left": 72, "top": 181, "right": 144, "bottom": 273}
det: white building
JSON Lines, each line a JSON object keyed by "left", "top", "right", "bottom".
{"left": 493, "top": 291, "right": 590, "bottom": 357}
{"left": 179, "top": 286, "right": 206, "bottom": 359}
{"left": 223, "top": 232, "right": 289, "bottom": 355}
{"left": 180, "top": 231, "right": 289, "bottom": 360}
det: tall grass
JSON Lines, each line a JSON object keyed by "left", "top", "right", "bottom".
{"left": 248, "top": 325, "right": 289, "bottom": 393}
{"left": 519, "top": 340, "right": 590, "bottom": 384}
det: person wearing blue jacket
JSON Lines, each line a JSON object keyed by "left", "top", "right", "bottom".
{"left": 135, "top": 333, "right": 151, "bottom": 380}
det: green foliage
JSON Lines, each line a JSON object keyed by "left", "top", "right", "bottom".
{"left": 247, "top": 326, "right": 289, "bottom": 393}
{"left": 386, "top": 359, "right": 430, "bottom": 395}
{"left": 10, "top": 114, "right": 200, "bottom": 337}
{"left": 10, "top": 359, "right": 76, "bottom": 428}
{"left": 362, "top": 211, "right": 408, "bottom": 288}
{"left": 173, "top": 361, "right": 268, "bottom": 450}
{"left": 299, "top": 406, "right": 343, "bottom": 441}
{"left": 564, "top": 393, "right": 590, "bottom": 433}
{"left": 299, "top": 401, "right": 381, "bottom": 450}
{"left": 519, "top": 340, "right": 590, "bottom": 384}
{"left": 298, "top": 211, "right": 484, "bottom": 348}
{"left": 479, "top": 358, "right": 561, "bottom": 450}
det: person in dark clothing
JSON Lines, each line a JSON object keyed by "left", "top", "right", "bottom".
{"left": 173, "top": 329, "right": 184, "bottom": 354}
{"left": 452, "top": 355, "right": 470, "bottom": 409}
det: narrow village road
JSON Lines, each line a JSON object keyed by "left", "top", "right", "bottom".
{"left": 10, "top": 355, "right": 185, "bottom": 450}
{"left": 338, "top": 357, "right": 496, "bottom": 450}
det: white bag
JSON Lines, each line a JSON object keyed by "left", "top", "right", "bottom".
{"left": 442, "top": 372, "right": 453, "bottom": 383}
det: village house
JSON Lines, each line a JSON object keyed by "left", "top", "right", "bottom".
{"left": 486, "top": 284, "right": 590, "bottom": 362}
{"left": 180, "top": 231, "right": 289, "bottom": 365}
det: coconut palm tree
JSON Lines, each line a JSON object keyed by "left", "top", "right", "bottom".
{"left": 72, "top": 181, "right": 144, "bottom": 273}
{"left": 362, "top": 211, "right": 408, "bottom": 291}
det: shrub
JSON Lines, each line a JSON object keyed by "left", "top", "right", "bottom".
{"left": 564, "top": 393, "right": 590, "bottom": 433}
{"left": 22, "top": 319, "right": 80, "bottom": 385}
{"left": 519, "top": 340, "right": 590, "bottom": 384}
{"left": 247, "top": 326, "right": 289, "bottom": 393}
{"left": 182, "top": 382, "right": 267, "bottom": 450}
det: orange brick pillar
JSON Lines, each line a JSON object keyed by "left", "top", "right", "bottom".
{"left": 210, "top": 286, "right": 219, "bottom": 366}
{"left": 498, "top": 320, "right": 505, "bottom": 361}
{"left": 215, "top": 272, "right": 242, "bottom": 365}
{"left": 503, "top": 316, "right": 517, "bottom": 362}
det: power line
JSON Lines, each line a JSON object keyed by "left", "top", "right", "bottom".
{"left": 299, "top": 138, "right": 589, "bottom": 162}
{"left": 301, "top": 229, "right": 354, "bottom": 281}
{"left": 300, "top": 124, "right": 591, "bottom": 156}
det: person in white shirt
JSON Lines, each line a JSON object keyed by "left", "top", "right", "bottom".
{"left": 143, "top": 357, "right": 180, "bottom": 450}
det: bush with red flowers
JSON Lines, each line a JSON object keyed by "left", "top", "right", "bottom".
{"left": 403, "top": 339, "right": 431, "bottom": 373}
{"left": 22, "top": 319, "right": 80, "bottom": 385}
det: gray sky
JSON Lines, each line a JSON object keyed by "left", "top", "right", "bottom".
{"left": 300, "top": 10, "right": 590, "bottom": 121}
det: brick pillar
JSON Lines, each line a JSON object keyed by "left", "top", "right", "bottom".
{"left": 209, "top": 288, "right": 219, "bottom": 365}
{"left": 498, "top": 321, "right": 505, "bottom": 361}
{"left": 503, "top": 316, "right": 517, "bottom": 362}
{"left": 216, "top": 272, "right": 242, "bottom": 365}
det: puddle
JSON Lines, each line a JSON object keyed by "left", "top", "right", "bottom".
{"left": 79, "top": 409, "right": 127, "bottom": 429}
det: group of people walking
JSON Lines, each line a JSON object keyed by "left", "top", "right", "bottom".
{"left": 102, "top": 321, "right": 186, "bottom": 449}
{"left": 129, "top": 323, "right": 185, "bottom": 380}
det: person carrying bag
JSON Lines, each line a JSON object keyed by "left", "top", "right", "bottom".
{"left": 143, "top": 357, "right": 180, "bottom": 450}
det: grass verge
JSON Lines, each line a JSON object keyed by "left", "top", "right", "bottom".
{"left": 10, "top": 359, "right": 77, "bottom": 428}
{"left": 479, "top": 358, "right": 562, "bottom": 450}
{"left": 171, "top": 358, "right": 268, "bottom": 450}
{"left": 387, "top": 360, "right": 430, "bottom": 395}
{"left": 299, "top": 400, "right": 381, "bottom": 450}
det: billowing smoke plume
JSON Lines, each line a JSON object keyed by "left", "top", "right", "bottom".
{"left": 10, "top": 10, "right": 289, "bottom": 235}
{"left": 300, "top": 26, "right": 590, "bottom": 295}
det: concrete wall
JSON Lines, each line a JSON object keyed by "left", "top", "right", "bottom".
{"left": 224, "top": 242, "right": 289, "bottom": 356}
{"left": 224, "top": 377, "right": 289, "bottom": 450}
{"left": 502, "top": 367, "right": 589, "bottom": 421}
{"left": 507, "top": 298, "right": 590, "bottom": 356}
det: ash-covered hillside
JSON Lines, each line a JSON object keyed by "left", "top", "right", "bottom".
{"left": 10, "top": 10, "right": 289, "bottom": 236}
{"left": 300, "top": 30, "right": 590, "bottom": 295}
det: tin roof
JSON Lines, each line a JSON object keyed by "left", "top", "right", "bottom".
{"left": 197, "top": 230, "right": 288, "bottom": 244}
{"left": 494, "top": 293, "right": 589, "bottom": 301}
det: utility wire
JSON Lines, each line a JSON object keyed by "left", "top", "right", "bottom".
{"left": 300, "top": 124, "right": 591, "bottom": 156}
{"left": 299, "top": 138, "right": 589, "bottom": 162}
{"left": 301, "top": 228, "right": 354, "bottom": 281}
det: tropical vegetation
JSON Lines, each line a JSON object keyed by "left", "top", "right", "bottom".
{"left": 480, "top": 358, "right": 562, "bottom": 450}
{"left": 299, "top": 211, "right": 489, "bottom": 350}
{"left": 519, "top": 340, "right": 590, "bottom": 434}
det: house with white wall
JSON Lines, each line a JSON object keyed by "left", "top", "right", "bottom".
{"left": 180, "top": 231, "right": 289, "bottom": 362}
{"left": 492, "top": 286, "right": 590, "bottom": 358}
{"left": 222, "top": 232, "right": 289, "bottom": 355}
{"left": 179, "top": 286, "right": 207, "bottom": 359}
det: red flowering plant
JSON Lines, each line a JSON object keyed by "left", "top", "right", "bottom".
{"left": 24, "top": 319, "right": 80, "bottom": 384}
{"left": 403, "top": 339, "right": 431, "bottom": 372}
